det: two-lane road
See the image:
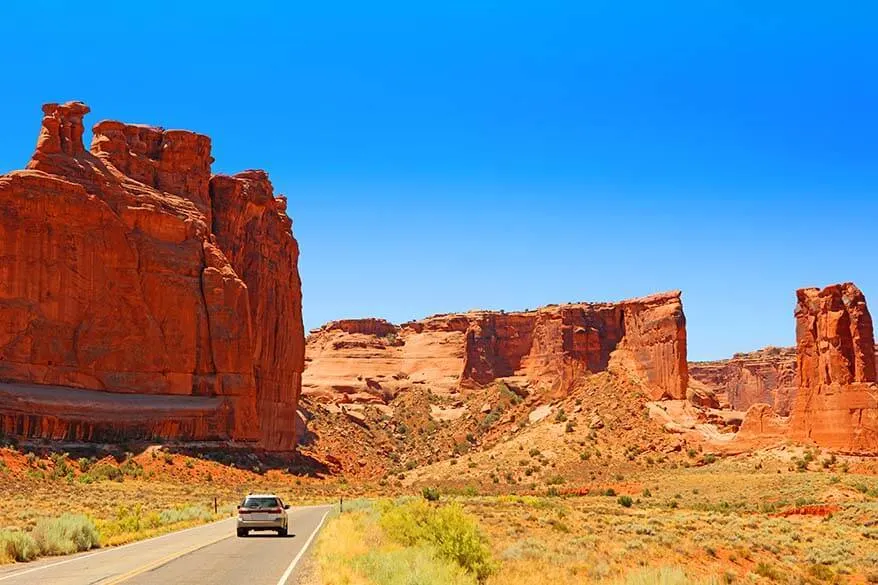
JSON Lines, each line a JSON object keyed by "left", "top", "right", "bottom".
{"left": 0, "top": 505, "right": 332, "bottom": 585}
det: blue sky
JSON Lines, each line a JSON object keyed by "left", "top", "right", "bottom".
{"left": 1, "top": 1, "right": 876, "bottom": 360}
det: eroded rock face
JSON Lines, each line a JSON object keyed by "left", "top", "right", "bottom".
{"left": 0, "top": 102, "right": 304, "bottom": 449}
{"left": 210, "top": 171, "right": 305, "bottom": 450}
{"left": 788, "top": 283, "right": 878, "bottom": 453}
{"left": 303, "top": 290, "right": 688, "bottom": 404}
{"left": 689, "top": 347, "right": 798, "bottom": 415}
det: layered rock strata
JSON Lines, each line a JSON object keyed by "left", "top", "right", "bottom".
{"left": 0, "top": 102, "right": 304, "bottom": 449}
{"left": 303, "top": 291, "right": 688, "bottom": 403}
{"left": 788, "top": 283, "right": 878, "bottom": 452}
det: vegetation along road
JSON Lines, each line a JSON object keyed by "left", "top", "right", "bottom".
{"left": 0, "top": 505, "right": 331, "bottom": 585}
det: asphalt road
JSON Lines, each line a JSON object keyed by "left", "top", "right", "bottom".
{"left": 0, "top": 505, "right": 332, "bottom": 585}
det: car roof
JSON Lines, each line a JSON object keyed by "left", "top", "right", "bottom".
{"left": 245, "top": 493, "right": 281, "bottom": 498}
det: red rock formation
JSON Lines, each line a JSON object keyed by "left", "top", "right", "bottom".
{"left": 0, "top": 102, "right": 304, "bottom": 449}
{"left": 303, "top": 290, "right": 688, "bottom": 403}
{"left": 689, "top": 347, "right": 797, "bottom": 414}
{"left": 789, "top": 283, "right": 878, "bottom": 453}
{"left": 736, "top": 403, "right": 789, "bottom": 444}
{"left": 210, "top": 171, "right": 305, "bottom": 450}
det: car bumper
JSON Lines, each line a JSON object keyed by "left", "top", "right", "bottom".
{"left": 237, "top": 516, "right": 287, "bottom": 530}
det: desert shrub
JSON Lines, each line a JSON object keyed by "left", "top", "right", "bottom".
{"left": 754, "top": 562, "right": 781, "bottom": 581}
{"left": 604, "top": 488, "right": 617, "bottom": 497}
{"left": 158, "top": 505, "right": 212, "bottom": 525}
{"left": 422, "top": 487, "right": 441, "bottom": 502}
{"left": 554, "top": 409, "right": 567, "bottom": 423}
{"left": 0, "top": 530, "right": 39, "bottom": 562}
{"left": 620, "top": 567, "right": 702, "bottom": 585}
{"left": 380, "top": 500, "right": 495, "bottom": 582}
{"left": 120, "top": 458, "right": 143, "bottom": 479}
{"left": 480, "top": 410, "right": 501, "bottom": 429}
{"left": 49, "top": 453, "right": 72, "bottom": 480}
{"left": 618, "top": 495, "right": 633, "bottom": 508}
{"left": 32, "top": 514, "right": 99, "bottom": 556}
{"left": 80, "top": 463, "right": 122, "bottom": 483}
{"left": 548, "top": 518, "right": 569, "bottom": 532}
{"left": 642, "top": 488, "right": 652, "bottom": 498}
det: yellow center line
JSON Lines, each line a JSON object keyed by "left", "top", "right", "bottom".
{"left": 100, "top": 532, "right": 232, "bottom": 585}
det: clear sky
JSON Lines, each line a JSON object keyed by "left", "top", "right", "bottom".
{"left": 1, "top": 1, "right": 876, "bottom": 360}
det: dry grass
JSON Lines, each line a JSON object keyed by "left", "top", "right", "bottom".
{"left": 313, "top": 458, "right": 878, "bottom": 584}
{"left": 0, "top": 445, "right": 342, "bottom": 564}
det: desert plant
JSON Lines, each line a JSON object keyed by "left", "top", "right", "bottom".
{"left": 32, "top": 514, "right": 99, "bottom": 556}
{"left": 617, "top": 495, "right": 633, "bottom": 508}
{"left": 0, "top": 530, "right": 39, "bottom": 562}
{"left": 422, "top": 487, "right": 441, "bottom": 502}
{"left": 380, "top": 500, "right": 495, "bottom": 581}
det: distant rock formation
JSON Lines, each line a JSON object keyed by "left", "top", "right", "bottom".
{"left": 303, "top": 291, "right": 688, "bottom": 403}
{"left": 689, "top": 347, "right": 797, "bottom": 414}
{"left": 0, "top": 102, "right": 304, "bottom": 449}
{"left": 788, "top": 283, "right": 878, "bottom": 453}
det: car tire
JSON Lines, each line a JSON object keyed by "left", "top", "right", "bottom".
{"left": 237, "top": 529, "right": 248, "bottom": 537}
{"left": 277, "top": 527, "right": 288, "bottom": 537}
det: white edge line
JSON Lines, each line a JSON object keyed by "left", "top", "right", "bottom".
{"left": 276, "top": 509, "right": 331, "bottom": 585}
{"left": 0, "top": 504, "right": 334, "bottom": 583}
{"left": 0, "top": 517, "right": 235, "bottom": 583}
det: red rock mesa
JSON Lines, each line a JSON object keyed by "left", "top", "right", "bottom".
{"left": 303, "top": 291, "right": 688, "bottom": 404}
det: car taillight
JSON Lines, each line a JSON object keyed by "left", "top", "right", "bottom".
{"left": 238, "top": 508, "right": 251, "bottom": 514}
{"left": 266, "top": 507, "right": 282, "bottom": 514}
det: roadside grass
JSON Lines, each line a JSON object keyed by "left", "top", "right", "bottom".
{"left": 316, "top": 500, "right": 493, "bottom": 584}
{"left": 314, "top": 463, "right": 878, "bottom": 584}
{"left": 0, "top": 447, "right": 337, "bottom": 565}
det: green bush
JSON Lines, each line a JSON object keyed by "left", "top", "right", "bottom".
{"left": 422, "top": 487, "right": 441, "bottom": 502}
{"left": 80, "top": 463, "right": 122, "bottom": 483}
{"left": 380, "top": 500, "right": 495, "bottom": 582}
{"left": 618, "top": 495, "right": 633, "bottom": 508}
{"left": 32, "top": 514, "right": 100, "bottom": 556}
{"left": 0, "top": 530, "right": 39, "bottom": 562}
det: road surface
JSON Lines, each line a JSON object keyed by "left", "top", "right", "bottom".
{"left": 0, "top": 505, "right": 332, "bottom": 585}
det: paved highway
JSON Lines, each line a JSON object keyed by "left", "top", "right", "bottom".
{"left": 0, "top": 505, "right": 332, "bottom": 585}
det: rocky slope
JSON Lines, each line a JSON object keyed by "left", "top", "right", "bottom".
{"left": 788, "top": 283, "right": 878, "bottom": 453}
{"left": 297, "top": 291, "right": 690, "bottom": 475}
{"left": 0, "top": 102, "right": 304, "bottom": 449}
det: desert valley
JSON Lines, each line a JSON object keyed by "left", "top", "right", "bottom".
{"left": 0, "top": 103, "right": 876, "bottom": 585}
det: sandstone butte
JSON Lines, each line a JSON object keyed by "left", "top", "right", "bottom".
{"left": 0, "top": 102, "right": 304, "bottom": 450}
{"left": 787, "top": 283, "right": 878, "bottom": 453}
{"left": 302, "top": 290, "right": 688, "bottom": 404}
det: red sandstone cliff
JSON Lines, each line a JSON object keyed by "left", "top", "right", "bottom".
{"left": 689, "top": 347, "right": 797, "bottom": 415}
{"left": 788, "top": 283, "right": 878, "bottom": 452}
{"left": 0, "top": 102, "right": 304, "bottom": 449}
{"left": 303, "top": 291, "right": 688, "bottom": 403}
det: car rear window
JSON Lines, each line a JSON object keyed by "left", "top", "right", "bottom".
{"left": 242, "top": 497, "right": 280, "bottom": 509}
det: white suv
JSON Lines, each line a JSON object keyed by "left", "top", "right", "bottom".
{"left": 236, "top": 494, "right": 290, "bottom": 537}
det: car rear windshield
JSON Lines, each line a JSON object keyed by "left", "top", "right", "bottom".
{"left": 242, "top": 497, "right": 280, "bottom": 509}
